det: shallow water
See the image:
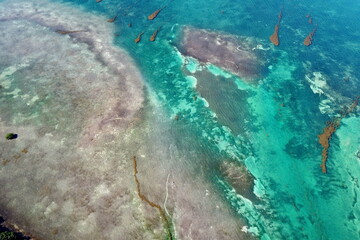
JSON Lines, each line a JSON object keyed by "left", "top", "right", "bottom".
{"left": 0, "top": 0, "right": 359, "bottom": 239}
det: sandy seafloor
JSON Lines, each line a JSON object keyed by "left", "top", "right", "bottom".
{"left": 0, "top": 0, "right": 359, "bottom": 239}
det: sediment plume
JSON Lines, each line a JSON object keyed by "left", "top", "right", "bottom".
{"left": 269, "top": 10, "right": 282, "bottom": 46}
{"left": 318, "top": 96, "right": 359, "bottom": 173}
{"left": 304, "top": 26, "right": 317, "bottom": 46}
{"left": 132, "top": 156, "right": 173, "bottom": 240}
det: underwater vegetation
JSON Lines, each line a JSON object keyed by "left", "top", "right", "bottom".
{"left": 0, "top": 231, "right": 16, "bottom": 240}
{"left": 132, "top": 156, "right": 174, "bottom": 240}
{"left": 150, "top": 27, "right": 160, "bottom": 42}
{"left": 269, "top": 8, "right": 318, "bottom": 46}
{"left": 318, "top": 96, "right": 359, "bottom": 173}
{"left": 134, "top": 32, "right": 144, "bottom": 43}
{"left": 0, "top": 217, "right": 30, "bottom": 240}
{"left": 304, "top": 26, "right": 317, "bottom": 46}
{"left": 148, "top": 7, "right": 165, "bottom": 20}
{"left": 269, "top": 10, "right": 282, "bottom": 46}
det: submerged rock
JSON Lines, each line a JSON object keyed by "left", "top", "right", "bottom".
{"left": 179, "top": 26, "right": 267, "bottom": 81}
{"left": 5, "top": 133, "right": 17, "bottom": 140}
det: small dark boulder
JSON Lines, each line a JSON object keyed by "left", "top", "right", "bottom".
{"left": 5, "top": 133, "right": 18, "bottom": 140}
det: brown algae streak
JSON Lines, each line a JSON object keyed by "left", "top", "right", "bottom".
{"left": 148, "top": 6, "right": 165, "bottom": 20}
{"left": 318, "top": 96, "right": 359, "bottom": 173}
{"left": 304, "top": 26, "right": 317, "bottom": 46}
{"left": 107, "top": 15, "right": 117, "bottom": 23}
{"left": 269, "top": 10, "right": 282, "bottom": 46}
{"left": 55, "top": 29, "right": 85, "bottom": 35}
{"left": 132, "top": 156, "right": 173, "bottom": 240}
{"left": 150, "top": 28, "right": 160, "bottom": 41}
{"left": 318, "top": 121, "right": 338, "bottom": 173}
{"left": 134, "top": 32, "right": 144, "bottom": 43}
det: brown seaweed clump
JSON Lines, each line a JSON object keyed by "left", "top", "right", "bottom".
{"left": 134, "top": 32, "right": 144, "bottom": 43}
{"left": 148, "top": 7, "right": 165, "bottom": 20}
{"left": 318, "top": 121, "right": 338, "bottom": 173}
{"left": 150, "top": 28, "right": 160, "bottom": 42}
{"left": 269, "top": 10, "right": 282, "bottom": 46}
{"left": 304, "top": 26, "right": 317, "bottom": 46}
{"left": 318, "top": 96, "right": 359, "bottom": 173}
{"left": 132, "top": 156, "right": 173, "bottom": 240}
{"left": 107, "top": 15, "right": 117, "bottom": 23}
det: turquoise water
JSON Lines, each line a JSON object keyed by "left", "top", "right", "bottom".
{"left": 111, "top": 0, "right": 360, "bottom": 238}
{"left": 1, "top": 0, "right": 359, "bottom": 239}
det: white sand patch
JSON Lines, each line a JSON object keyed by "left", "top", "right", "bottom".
{"left": 0, "top": 0, "right": 147, "bottom": 239}
{"left": 305, "top": 72, "right": 327, "bottom": 95}
{"left": 305, "top": 71, "right": 354, "bottom": 116}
